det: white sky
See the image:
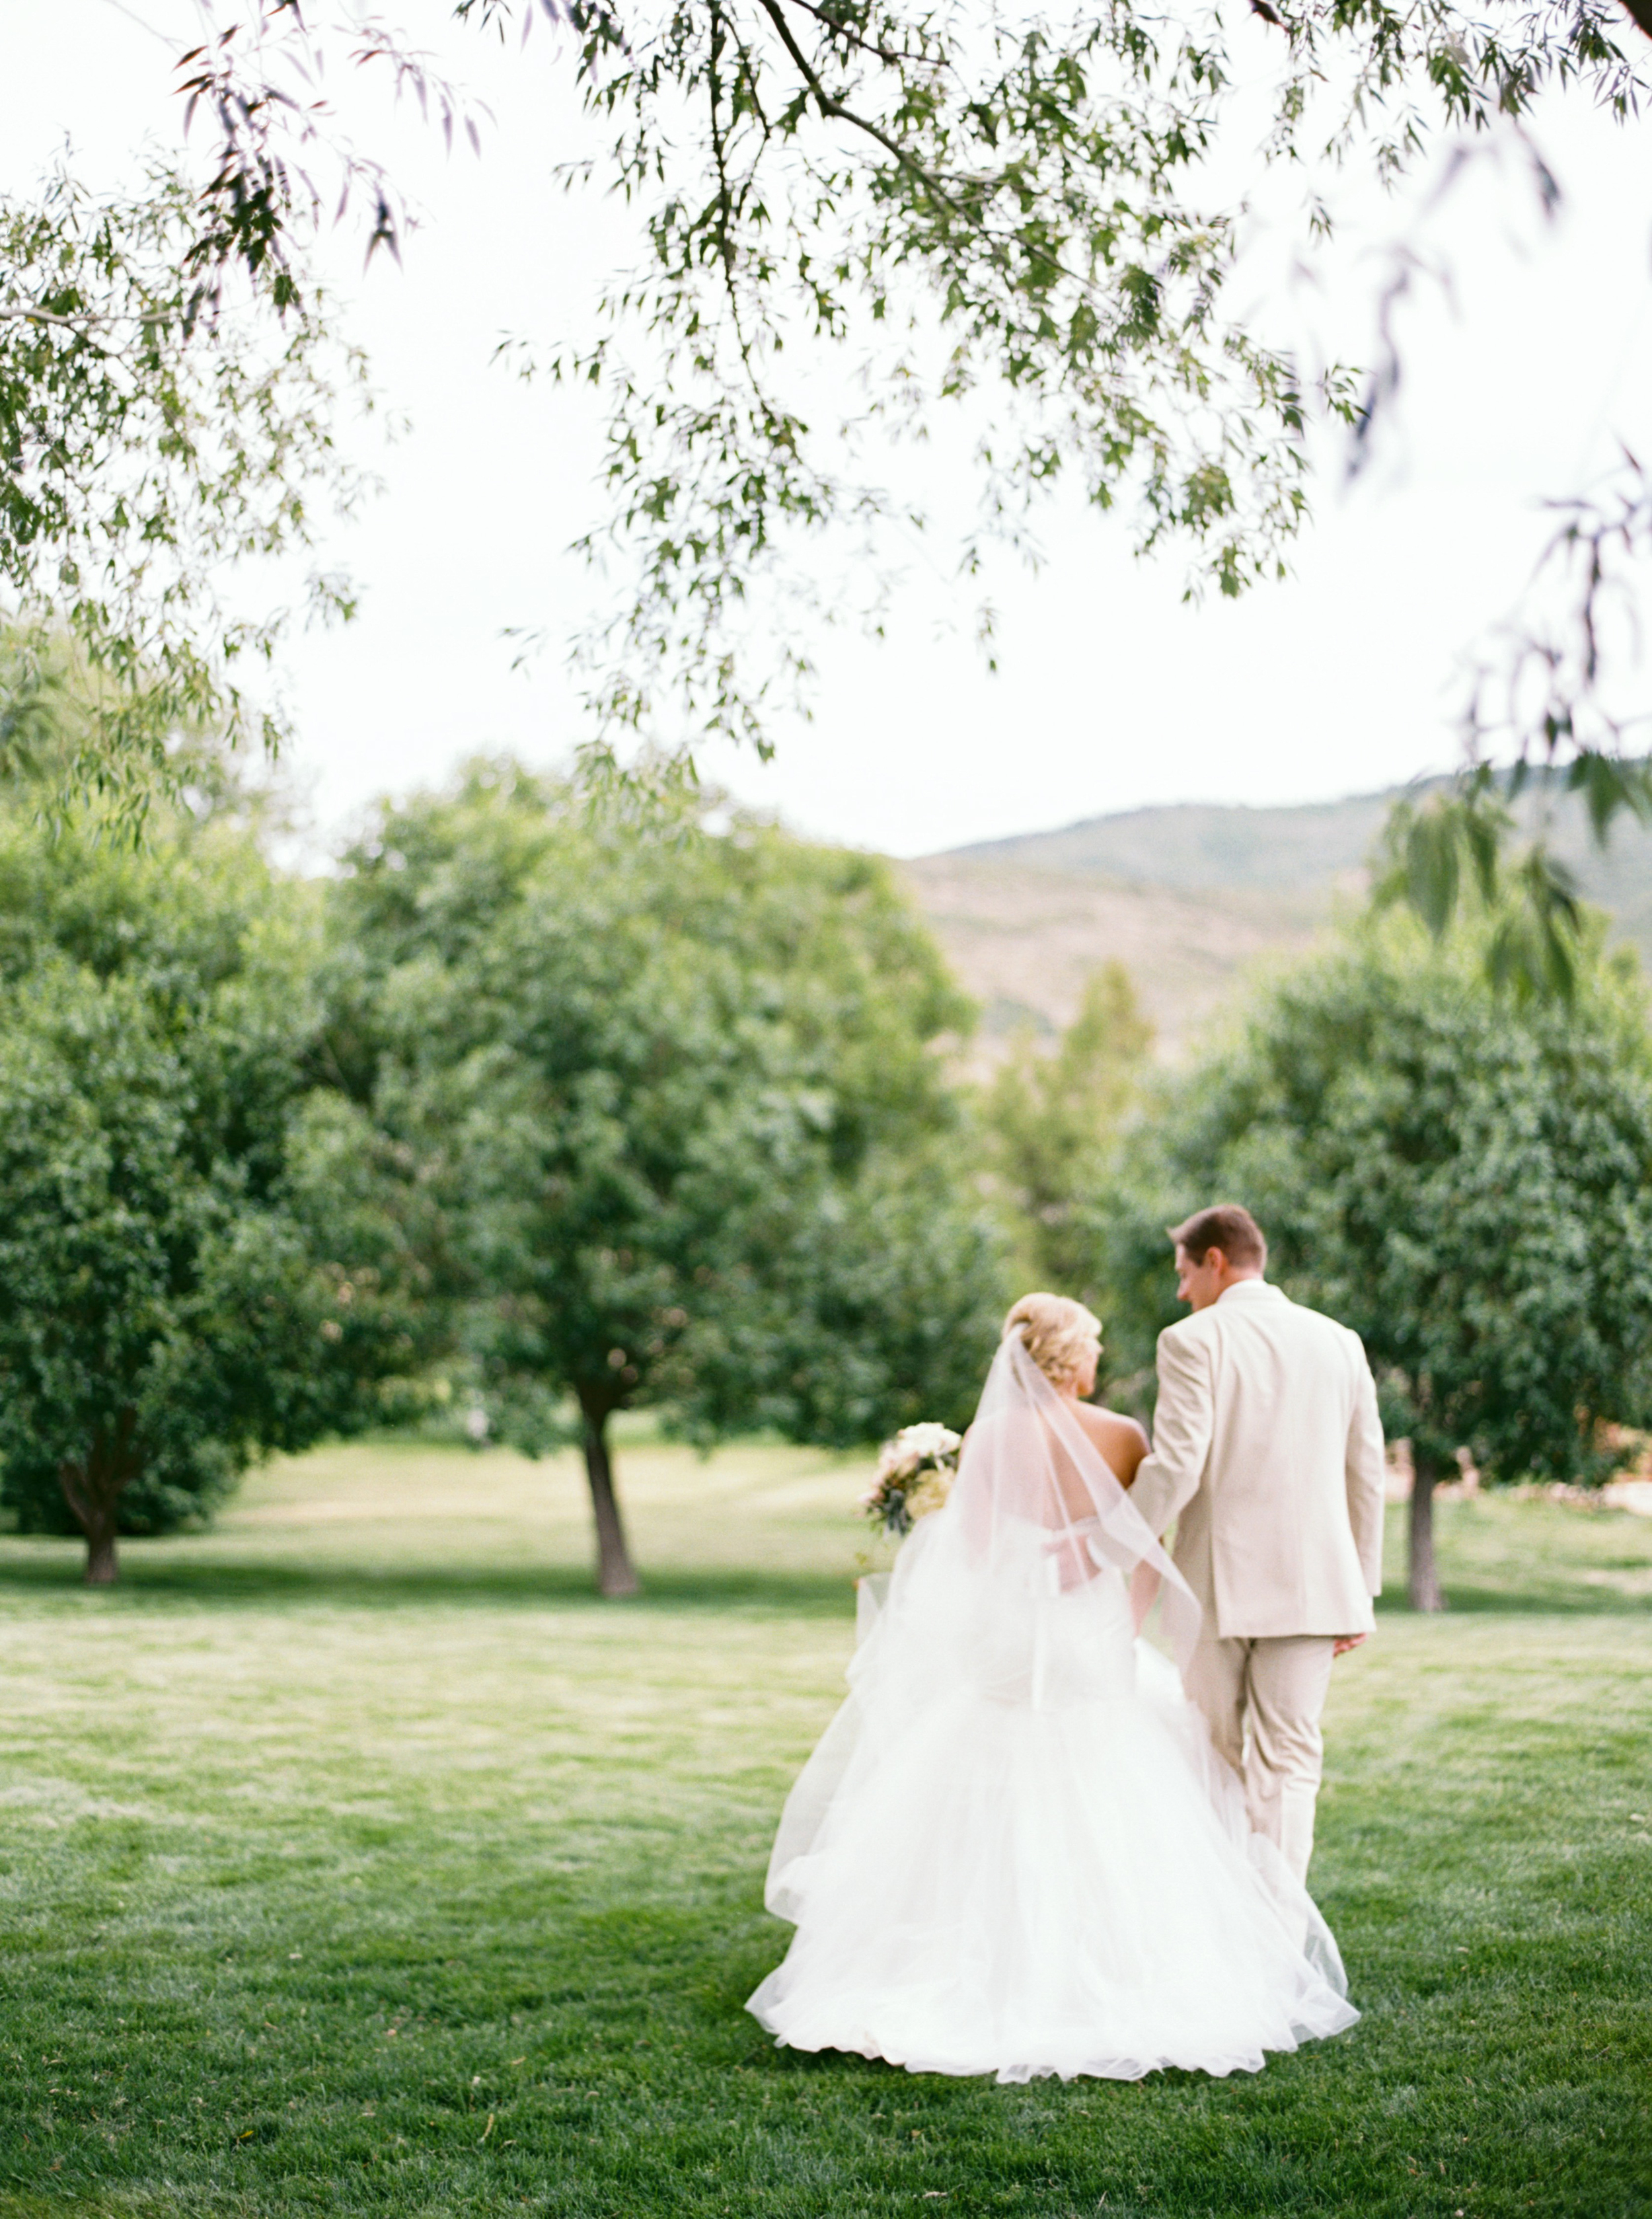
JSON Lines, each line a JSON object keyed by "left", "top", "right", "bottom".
{"left": 7, "top": 1, "right": 1652, "bottom": 857}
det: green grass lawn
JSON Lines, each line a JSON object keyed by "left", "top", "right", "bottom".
{"left": 1, "top": 1437, "right": 1648, "bottom": 2219}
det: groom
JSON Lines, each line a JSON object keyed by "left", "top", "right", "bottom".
{"left": 1129, "top": 1205, "right": 1386, "bottom": 1883}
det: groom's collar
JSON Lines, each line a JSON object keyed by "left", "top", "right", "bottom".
{"left": 1215, "top": 1279, "right": 1285, "bottom": 1306}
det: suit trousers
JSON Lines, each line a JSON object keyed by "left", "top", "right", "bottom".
{"left": 1183, "top": 1634, "right": 1337, "bottom": 1882}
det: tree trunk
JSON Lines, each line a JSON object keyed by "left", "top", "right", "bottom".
{"left": 580, "top": 1399, "right": 640, "bottom": 1598}
{"left": 57, "top": 1414, "right": 137, "bottom": 1587}
{"left": 82, "top": 1517, "right": 120, "bottom": 1587}
{"left": 1409, "top": 1448, "right": 1446, "bottom": 1614}
{"left": 1624, "top": 0, "right": 1652, "bottom": 44}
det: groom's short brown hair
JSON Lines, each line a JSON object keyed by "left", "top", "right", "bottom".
{"left": 1168, "top": 1204, "right": 1267, "bottom": 1270}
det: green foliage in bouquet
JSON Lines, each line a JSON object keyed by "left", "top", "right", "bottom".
{"left": 861, "top": 1422, "right": 963, "bottom": 1538}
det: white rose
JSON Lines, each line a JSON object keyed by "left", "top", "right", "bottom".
{"left": 898, "top": 1422, "right": 957, "bottom": 1463}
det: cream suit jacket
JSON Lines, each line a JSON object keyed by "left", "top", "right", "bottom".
{"left": 1130, "top": 1280, "right": 1386, "bottom": 1641}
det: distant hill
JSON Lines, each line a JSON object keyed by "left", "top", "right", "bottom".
{"left": 948, "top": 790, "right": 1400, "bottom": 893}
{"left": 903, "top": 778, "right": 1652, "bottom": 1067}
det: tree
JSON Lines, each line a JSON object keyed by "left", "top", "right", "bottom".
{"left": 984, "top": 961, "right": 1152, "bottom": 1304}
{"left": 660, "top": 1148, "right": 1011, "bottom": 1449}
{"left": 0, "top": 811, "right": 422, "bottom": 1581}
{"left": 1098, "top": 908, "right": 1652, "bottom": 1608}
{"left": 15, "top": 6, "right": 1651, "bottom": 961}
{"left": 152, "top": 9, "right": 1649, "bottom": 766}
{"left": 0, "top": 156, "right": 367, "bottom": 821}
{"left": 324, "top": 762, "right": 1008, "bottom": 1595}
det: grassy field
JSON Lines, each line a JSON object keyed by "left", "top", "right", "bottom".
{"left": 1, "top": 1434, "right": 1649, "bottom": 2219}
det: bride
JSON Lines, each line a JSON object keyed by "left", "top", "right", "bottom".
{"left": 747, "top": 1293, "right": 1359, "bottom": 2084}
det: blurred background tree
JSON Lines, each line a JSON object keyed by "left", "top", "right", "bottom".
{"left": 1088, "top": 903, "right": 1652, "bottom": 1609}
{"left": 983, "top": 963, "right": 1152, "bottom": 1304}
{"left": 324, "top": 763, "right": 1008, "bottom": 1595}
{"left": 0, "top": 796, "right": 426, "bottom": 1582}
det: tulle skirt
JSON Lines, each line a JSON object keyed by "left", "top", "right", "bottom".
{"left": 747, "top": 1566, "right": 1358, "bottom": 2084}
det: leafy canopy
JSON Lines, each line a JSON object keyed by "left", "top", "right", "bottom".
{"left": 0, "top": 159, "right": 365, "bottom": 822}
{"left": 985, "top": 961, "right": 1152, "bottom": 1306}
{"left": 459, "top": 0, "right": 1649, "bottom": 757}
{"left": 153, "top": 2, "right": 1652, "bottom": 987}
{"left": 0, "top": 808, "right": 422, "bottom": 1571}
{"left": 325, "top": 763, "right": 1009, "bottom": 1454}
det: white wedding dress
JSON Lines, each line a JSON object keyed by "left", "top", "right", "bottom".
{"left": 747, "top": 1337, "right": 1359, "bottom": 2084}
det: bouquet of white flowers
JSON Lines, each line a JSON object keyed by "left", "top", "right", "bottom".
{"left": 860, "top": 1421, "right": 963, "bottom": 1538}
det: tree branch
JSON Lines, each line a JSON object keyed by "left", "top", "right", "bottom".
{"left": 778, "top": 0, "right": 940, "bottom": 73}
{"left": 0, "top": 303, "right": 113, "bottom": 335}
{"left": 749, "top": 0, "right": 1186, "bottom": 313}
{"left": 706, "top": 0, "right": 769, "bottom": 391}
{"left": 749, "top": 0, "right": 963, "bottom": 211}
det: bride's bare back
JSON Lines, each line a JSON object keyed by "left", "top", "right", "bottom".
{"left": 1049, "top": 1399, "right": 1149, "bottom": 1521}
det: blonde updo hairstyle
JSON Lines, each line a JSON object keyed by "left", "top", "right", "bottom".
{"left": 1002, "top": 1292, "right": 1102, "bottom": 1390}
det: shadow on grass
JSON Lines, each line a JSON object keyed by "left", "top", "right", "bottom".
{"left": 3, "top": 1549, "right": 1643, "bottom": 1619}
{"left": 0, "top": 1548, "right": 859, "bottom": 1619}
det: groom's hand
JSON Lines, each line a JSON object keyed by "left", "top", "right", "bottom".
{"left": 1332, "top": 1633, "right": 1368, "bottom": 1657}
